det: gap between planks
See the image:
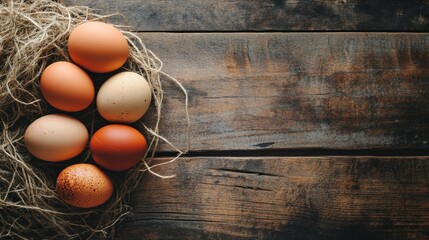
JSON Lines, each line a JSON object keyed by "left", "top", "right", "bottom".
{"left": 130, "top": 30, "right": 429, "bottom": 33}
{"left": 155, "top": 149, "right": 429, "bottom": 158}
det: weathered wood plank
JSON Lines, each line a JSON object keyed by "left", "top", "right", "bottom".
{"left": 65, "top": 0, "right": 429, "bottom": 31}
{"left": 115, "top": 157, "right": 429, "bottom": 239}
{"left": 135, "top": 33, "right": 429, "bottom": 151}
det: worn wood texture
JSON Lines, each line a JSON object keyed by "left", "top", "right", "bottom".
{"left": 115, "top": 157, "right": 429, "bottom": 239}
{"left": 135, "top": 33, "right": 429, "bottom": 151}
{"left": 66, "top": 0, "right": 429, "bottom": 31}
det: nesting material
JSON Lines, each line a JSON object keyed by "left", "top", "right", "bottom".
{"left": 0, "top": 0, "right": 189, "bottom": 239}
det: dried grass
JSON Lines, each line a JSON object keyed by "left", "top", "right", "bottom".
{"left": 0, "top": 0, "right": 189, "bottom": 239}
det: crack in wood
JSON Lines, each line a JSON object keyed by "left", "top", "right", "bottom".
{"left": 198, "top": 182, "right": 273, "bottom": 192}
{"left": 215, "top": 168, "right": 282, "bottom": 177}
{"left": 254, "top": 142, "right": 275, "bottom": 148}
{"left": 232, "top": 185, "right": 273, "bottom": 192}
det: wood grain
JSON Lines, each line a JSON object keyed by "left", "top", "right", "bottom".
{"left": 59, "top": 2, "right": 429, "bottom": 240}
{"left": 65, "top": 0, "right": 429, "bottom": 31}
{"left": 115, "top": 157, "right": 429, "bottom": 240}
{"left": 135, "top": 33, "right": 429, "bottom": 151}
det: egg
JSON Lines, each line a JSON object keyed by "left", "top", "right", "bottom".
{"left": 68, "top": 21, "right": 129, "bottom": 73}
{"left": 90, "top": 124, "right": 147, "bottom": 171}
{"left": 40, "top": 61, "right": 94, "bottom": 112}
{"left": 96, "top": 71, "right": 152, "bottom": 123}
{"left": 56, "top": 163, "right": 113, "bottom": 208}
{"left": 24, "top": 114, "right": 88, "bottom": 162}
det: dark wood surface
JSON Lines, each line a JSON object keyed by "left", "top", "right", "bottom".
{"left": 116, "top": 157, "right": 429, "bottom": 240}
{"left": 138, "top": 32, "right": 429, "bottom": 151}
{"left": 64, "top": 0, "right": 429, "bottom": 239}
{"left": 68, "top": 0, "right": 429, "bottom": 31}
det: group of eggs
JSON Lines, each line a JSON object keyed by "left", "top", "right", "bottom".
{"left": 24, "top": 22, "right": 152, "bottom": 208}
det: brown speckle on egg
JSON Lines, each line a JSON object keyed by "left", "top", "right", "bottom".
{"left": 96, "top": 71, "right": 152, "bottom": 123}
{"left": 56, "top": 163, "right": 113, "bottom": 208}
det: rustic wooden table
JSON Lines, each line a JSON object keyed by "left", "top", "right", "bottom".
{"left": 68, "top": 1, "right": 429, "bottom": 239}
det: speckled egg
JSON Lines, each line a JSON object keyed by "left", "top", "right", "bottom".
{"left": 56, "top": 163, "right": 113, "bottom": 208}
{"left": 96, "top": 71, "right": 152, "bottom": 123}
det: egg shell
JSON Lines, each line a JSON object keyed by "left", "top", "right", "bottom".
{"left": 90, "top": 124, "right": 147, "bottom": 171}
{"left": 68, "top": 21, "right": 129, "bottom": 73}
{"left": 56, "top": 163, "right": 113, "bottom": 208}
{"left": 96, "top": 71, "right": 152, "bottom": 123}
{"left": 24, "top": 114, "right": 88, "bottom": 162}
{"left": 40, "top": 61, "right": 95, "bottom": 112}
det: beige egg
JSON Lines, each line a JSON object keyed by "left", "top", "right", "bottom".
{"left": 96, "top": 71, "right": 152, "bottom": 123}
{"left": 56, "top": 163, "right": 113, "bottom": 208}
{"left": 24, "top": 114, "right": 88, "bottom": 162}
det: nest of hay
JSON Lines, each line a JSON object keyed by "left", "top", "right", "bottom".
{"left": 0, "top": 0, "right": 188, "bottom": 239}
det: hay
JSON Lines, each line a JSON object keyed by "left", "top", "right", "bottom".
{"left": 0, "top": 0, "right": 189, "bottom": 239}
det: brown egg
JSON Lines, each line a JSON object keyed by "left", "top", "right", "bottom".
{"left": 56, "top": 163, "right": 113, "bottom": 208}
{"left": 40, "top": 61, "right": 94, "bottom": 112}
{"left": 68, "top": 21, "right": 129, "bottom": 73}
{"left": 90, "top": 124, "right": 147, "bottom": 171}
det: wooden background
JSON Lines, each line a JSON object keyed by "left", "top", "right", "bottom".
{"left": 67, "top": 1, "right": 429, "bottom": 239}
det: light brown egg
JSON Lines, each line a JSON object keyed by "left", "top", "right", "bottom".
{"left": 24, "top": 114, "right": 88, "bottom": 162}
{"left": 68, "top": 21, "right": 129, "bottom": 73}
{"left": 56, "top": 163, "right": 113, "bottom": 208}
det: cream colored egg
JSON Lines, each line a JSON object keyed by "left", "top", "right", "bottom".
{"left": 96, "top": 71, "right": 152, "bottom": 123}
{"left": 24, "top": 114, "right": 88, "bottom": 162}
